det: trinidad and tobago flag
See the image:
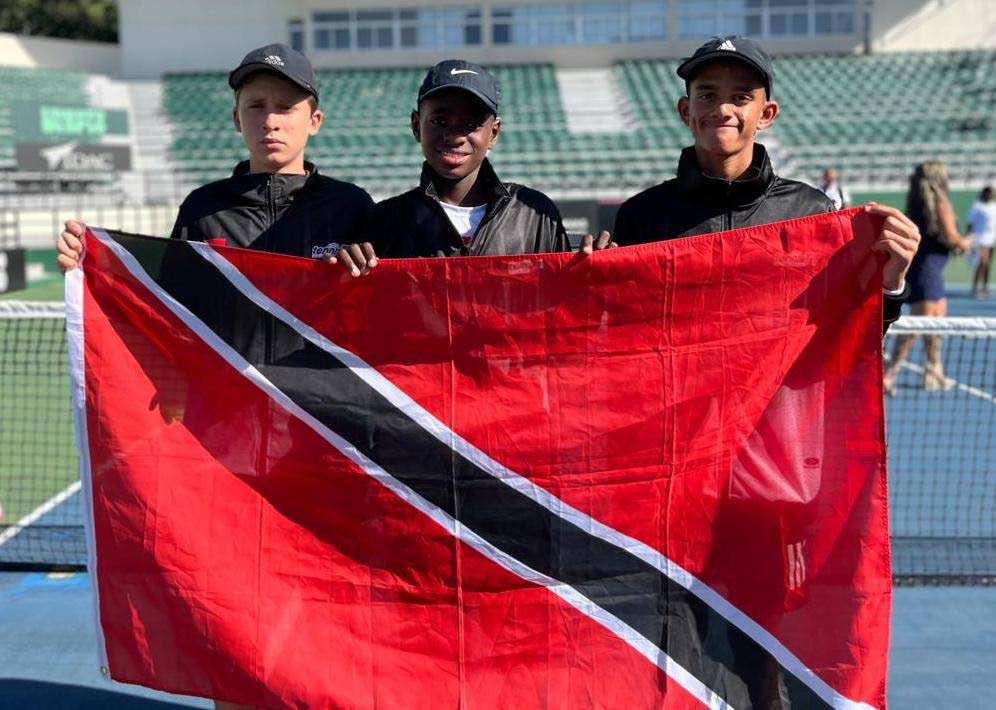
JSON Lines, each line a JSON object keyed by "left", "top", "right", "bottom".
{"left": 67, "top": 210, "right": 891, "bottom": 709}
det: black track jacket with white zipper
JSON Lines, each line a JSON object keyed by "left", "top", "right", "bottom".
{"left": 613, "top": 145, "right": 906, "bottom": 332}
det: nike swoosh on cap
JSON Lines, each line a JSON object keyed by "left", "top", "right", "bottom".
{"left": 450, "top": 68, "right": 478, "bottom": 75}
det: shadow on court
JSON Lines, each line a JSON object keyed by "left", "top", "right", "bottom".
{"left": 0, "top": 679, "right": 196, "bottom": 710}
{"left": 0, "top": 571, "right": 991, "bottom": 708}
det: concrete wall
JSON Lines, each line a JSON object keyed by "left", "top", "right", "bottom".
{"left": 0, "top": 32, "right": 120, "bottom": 74}
{"left": 1, "top": 1, "right": 987, "bottom": 79}
{"left": 874, "top": 0, "right": 996, "bottom": 52}
{"left": 118, "top": 0, "right": 294, "bottom": 77}
{"left": 116, "top": 0, "right": 868, "bottom": 75}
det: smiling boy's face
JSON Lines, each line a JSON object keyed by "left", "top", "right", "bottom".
{"left": 234, "top": 72, "right": 322, "bottom": 174}
{"left": 678, "top": 60, "right": 778, "bottom": 169}
{"left": 412, "top": 89, "right": 500, "bottom": 182}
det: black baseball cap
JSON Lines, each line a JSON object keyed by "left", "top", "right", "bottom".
{"left": 417, "top": 59, "right": 500, "bottom": 114}
{"left": 677, "top": 36, "right": 774, "bottom": 97}
{"left": 228, "top": 43, "right": 319, "bottom": 102}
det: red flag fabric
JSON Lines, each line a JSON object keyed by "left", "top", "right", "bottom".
{"left": 67, "top": 210, "right": 891, "bottom": 709}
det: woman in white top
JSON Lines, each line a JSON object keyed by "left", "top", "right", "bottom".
{"left": 966, "top": 186, "right": 996, "bottom": 298}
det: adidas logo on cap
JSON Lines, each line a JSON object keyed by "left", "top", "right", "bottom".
{"left": 717, "top": 39, "right": 737, "bottom": 51}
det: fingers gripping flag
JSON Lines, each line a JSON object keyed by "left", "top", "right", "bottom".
{"left": 67, "top": 211, "right": 891, "bottom": 709}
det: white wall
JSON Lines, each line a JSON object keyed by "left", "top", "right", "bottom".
{"left": 874, "top": 0, "right": 996, "bottom": 52}
{"left": 118, "top": 0, "right": 294, "bottom": 77}
{"left": 112, "top": 0, "right": 994, "bottom": 78}
{"left": 0, "top": 32, "right": 120, "bottom": 74}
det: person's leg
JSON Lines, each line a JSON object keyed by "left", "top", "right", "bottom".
{"left": 921, "top": 298, "right": 951, "bottom": 390}
{"left": 972, "top": 247, "right": 986, "bottom": 296}
{"left": 980, "top": 246, "right": 993, "bottom": 295}
{"left": 883, "top": 301, "right": 925, "bottom": 395}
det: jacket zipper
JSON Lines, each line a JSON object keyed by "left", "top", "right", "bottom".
{"left": 472, "top": 195, "right": 509, "bottom": 253}
{"left": 725, "top": 181, "right": 734, "bottom": 231}
{"left": 264, "top": 175, "right": 276, "bottom": 364}
{"left": 260, "top": 175, "right": 277, "bottom": 475}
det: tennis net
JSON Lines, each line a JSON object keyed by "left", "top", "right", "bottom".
{"left": 1, "top": 303, "right": 993, "bottom": 584}
{"left": 884, "top": 316, "right": 995, "bottom": 585}
{"left": 0, "top": 301, "right": 83, "bottom": 571}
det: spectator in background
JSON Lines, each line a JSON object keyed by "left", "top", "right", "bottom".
{"left": 966, "top": 185, "right": 996, "bottom": 298}
{"left": 817, "top": 168, "right": 850, "bottom": 210}
{"left": 883, "top": 161, "right": 972, "bottom": 393}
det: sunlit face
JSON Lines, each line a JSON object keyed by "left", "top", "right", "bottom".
{"left": 678, "top": 61, "right": 778, "bottom": 163}
{"left": 412, "top": 89, "right": 500, "bottom": 181}
{"left": 233, "top": 72, "right": 322, "bottom": 174}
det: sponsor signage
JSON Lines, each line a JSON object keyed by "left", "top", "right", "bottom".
{"left": 16, "top": 142, "right": 132, "bottom": 173}
{"left": 13, "top": 103, "right": 129, "bottom": 140}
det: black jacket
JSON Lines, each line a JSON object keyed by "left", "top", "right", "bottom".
{"left": 367, "top": 159, "right": 569, "bottom": 257}
{"left": 170, "top": 160, "right": 373, "bottom": 257}
{"left": 164, "top": 161, "right": 372, "bottom": 365}
{"left": 614, "top": 145, "right": 905, "bottom": 330}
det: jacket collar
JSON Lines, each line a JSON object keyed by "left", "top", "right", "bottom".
{"left": 419, "top": 158, "right": 511, "bottom": 204}
{"left": 228, "top": 160, "right": 318, "bottom": 201}
{"left": 231, "top": 160, "right": 318, "bottom": 177}
{"left": 677, "top": 144, "right": 774, "bottom": 205}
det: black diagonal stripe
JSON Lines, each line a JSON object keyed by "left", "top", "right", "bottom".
{"left": 119, "top": 232, "right": 834, "bottom": 709}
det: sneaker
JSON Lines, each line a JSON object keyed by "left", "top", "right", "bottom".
{"left": 883, "top": 370, "right": 898, "bottom": 396}
{"left": 923, "top": 366, "right": 954, "bottom": 391}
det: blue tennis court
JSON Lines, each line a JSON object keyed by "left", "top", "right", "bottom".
{"left": 0, "top": 571, "right": 992, "bottom": 708}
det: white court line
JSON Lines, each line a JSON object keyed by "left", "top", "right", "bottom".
{"left": 0, "top": 480, "right": 82, "bottom": 547}
{"left": 886, "top": 358, "right": 996, "bottom": 405}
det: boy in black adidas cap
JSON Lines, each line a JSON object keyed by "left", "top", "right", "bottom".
{"left": 606, "top": 34, "right": 920, "bottom": 709}
{"left": 58, "top": 42, "right": 372, "bottom": 268}
{"left": 332, "top": 59, "right": 569, "bottom": 275}
{"left": 611, "top": 35, "right": 919, "bottom": 333}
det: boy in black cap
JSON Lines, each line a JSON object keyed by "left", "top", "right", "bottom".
{"left": 607, "top": 35, "right": 920, "bottom": 708}
{"left": 57, "top": 42, "right": 372, "bottom": 268}
{"left": 611, "top": 35, "right": 919, "bottom": 332}
{"left": 332, "top": 59, "right": 569, "bottom": 275}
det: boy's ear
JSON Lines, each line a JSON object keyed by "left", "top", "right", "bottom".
{"left": 410, "top": 110, "right": 421, "bottom": 142}
{"left": 488, "top": 116, "right": 501, "bottom": 148}
{"left": 756, "top": 99, "right": 779, "bottom": 131}
{"left": 233, "top": 106, "right": 241, "bottom": 133}
{"left": 677, "top": 96, "right": 690, "bottom": 127}
{"left": 309, "top": 108, "right": 324, "bottom": 136}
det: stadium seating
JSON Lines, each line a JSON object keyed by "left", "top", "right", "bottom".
{"left": 162, "top": 50, "right": 996, "bottom": 197}
{"left": 615, "top": 49, "right": 996, "bottom": 187}
{"left": 163, "top": 64, "right": 585, "bottom": 195}
{"left": 771, "top": 49, "right": 996, "bottom": 184}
